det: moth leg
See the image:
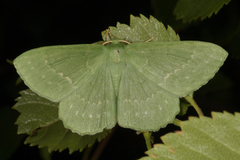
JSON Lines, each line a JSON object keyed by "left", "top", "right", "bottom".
{"left": 105, "top": 28, "right": 114, "bottom": 41}
{"left": 145, "top": 35, "right": 157, "bottom": 42}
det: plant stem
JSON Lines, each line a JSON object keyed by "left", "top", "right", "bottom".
{"left": 143, "top": 132, "right": 152, "bottom": 150}
{"left": 82, "top": 145, "right": 94, "bottom": 160}
{"left": 184, "top": 95, "right": 204, "bottom": 117}
{"left": 173, "top": 118, "right": 181, "bottom": 127}
{"left": 89, "top": 127, "right": 116, "bottom": 160}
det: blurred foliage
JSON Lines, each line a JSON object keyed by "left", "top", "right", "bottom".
{"left": 141, "top": 112, "right": 240, "bottom": 160}
{"left": 174, "top": 0, "right": 231, "bottom": 22}
{"left": 1, "top": 0, "right": 240, "bottom": 159}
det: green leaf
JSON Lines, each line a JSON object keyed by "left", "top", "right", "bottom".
{"left": 140, "top": 112, "right": 240, "bottom": 160}
{"left": 102, "top": 14, "right": 180, "bottom": 42}
{"left": 25, "top": 121, "right": 109, "bottom": 153}
{"left": 13, "top": 15, "right": 228, "bottom": 135}
{"left": 174, "top": 0, "right": 231, "bottom": 23}
{"left": 13, "top": 89, "right": 109, "bottom": 153}
{"left": 178, "top": 96, "right": 192, "bottom": 116}
{"left": 13, "top": 89, "right": 59, "bottom": 135}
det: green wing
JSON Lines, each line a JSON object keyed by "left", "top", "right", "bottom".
{"left": 117, "top": 62, "right": 179, "bottom": 131}
{"left": 14, "top": 44, "right": 106, "bottom": 101}
{"left": 14, "top": 44, "right": 117, "bottom": 135}
{"left": 126, "top": 41, "right": 228, "bottom": 97}
{"left": 117, "top": 41, "right": 227, "bottom": 131}
{"left": 59, "top": 62, "right": 116, "bottom": 135}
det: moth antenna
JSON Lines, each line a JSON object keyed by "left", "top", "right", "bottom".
{"left": 118, "top": 40, "right": 131, "bottom": 44}
{"left": 102, "top": 41, "right": 112, "bottom": 46}
{"left": 146, "top": 35, "right": 157, "bottom": 42}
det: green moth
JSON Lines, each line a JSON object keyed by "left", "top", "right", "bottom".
{"left": 14, "top": 37, "right": 228, "bottom": 135}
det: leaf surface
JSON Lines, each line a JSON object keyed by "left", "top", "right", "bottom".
{"left": 13, "top": 89, "right": 59, "bottom": 134}
{"left": 13, "top": 90, "right": 109, "bottom": 153}
{"left": 140, "top": 112, "right": 240, "bottom": 160}
{"left": 102, "top": 14, "right": 180, "bottom": 42}
{"left": 174, "top": 0, "right": 231, "bottom": 22}
{"left": 25, "top": 121, "right": 109, "bottom": 153}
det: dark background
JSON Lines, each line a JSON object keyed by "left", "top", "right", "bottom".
{"left": 1, "top": 0, "right": 240, "bottom": 159}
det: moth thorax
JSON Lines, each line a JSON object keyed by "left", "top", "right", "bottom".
{"left": 110, "top": 49, "right": 121, "bottom": 63}
{"left": 109, "top": 48, "right": 124, "bottom": 96}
